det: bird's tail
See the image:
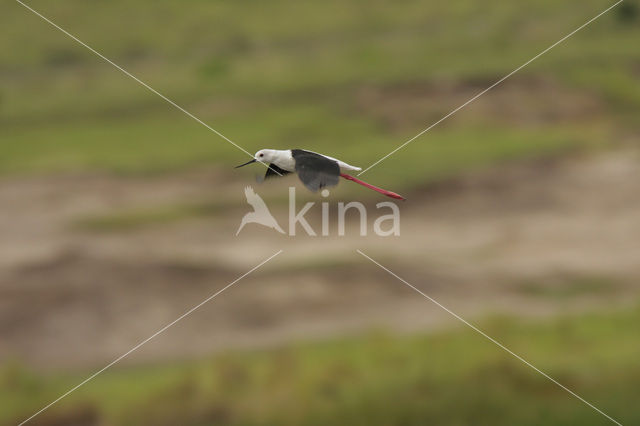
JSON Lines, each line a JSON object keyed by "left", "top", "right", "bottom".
{"left": 340, "top": 174, "right": 405, "bottom": 200}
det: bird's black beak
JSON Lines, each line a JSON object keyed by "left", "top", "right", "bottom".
{"left": 235, "top": 159, "right": 257, "bottom": 168}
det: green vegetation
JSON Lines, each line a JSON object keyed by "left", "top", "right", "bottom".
{"left": 3, "top": 0, "right": 639, "bottom": 187}
{"left": 517, "top": 276, "right": 615, "bottom": 300}
{"left": 2, "top": 305, "right": 639, "bottom": 425}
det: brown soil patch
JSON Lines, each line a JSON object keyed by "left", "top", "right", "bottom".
{"left": 1, "top": 148, "right": 639, "bottom": 368}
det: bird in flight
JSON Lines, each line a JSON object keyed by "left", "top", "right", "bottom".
{"left": 236, "top": 149, "right": 405, "bottom": 200}
{"left": 236, "top": 186, "right": 285, "bottom": 235}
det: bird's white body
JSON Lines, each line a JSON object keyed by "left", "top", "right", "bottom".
{"left": 256, "top": 149, "right": 361, "bottom": 172}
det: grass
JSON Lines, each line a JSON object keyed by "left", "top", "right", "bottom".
{"left": 2, "top": 0, "right": 639, "bottom": 187}
{"left": 2, "top": 304, "right": 639, "bottom": 425}
{"left": 517, "top": 276, "right": 615, "bottom": 300}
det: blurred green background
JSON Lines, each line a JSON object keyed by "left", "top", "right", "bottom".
{"left": 4, "top": 0, "right": 638, "bottom": 182}
{"left": 2, "top": 0, "right": 639, "bottom": 424}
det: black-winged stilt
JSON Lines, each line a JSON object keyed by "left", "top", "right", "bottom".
{"left": 236, "top": 149, "right": 405, "bottom": 200}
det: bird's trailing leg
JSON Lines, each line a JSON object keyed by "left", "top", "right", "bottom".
{"left": 340, "top": 174, "right": 405, "bottom": 200}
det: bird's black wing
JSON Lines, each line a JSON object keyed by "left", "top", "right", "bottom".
{"left": 291, "top": 149, "right": 340, "bottom": 192}
{"left": 264, "top": 164, "right": 291, "bottom": 180}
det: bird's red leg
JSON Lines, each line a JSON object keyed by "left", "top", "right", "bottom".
{"left": 340, "top": 173, "right": 405, "bottom": 200}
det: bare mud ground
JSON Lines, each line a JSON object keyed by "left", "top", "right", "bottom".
{"left": 1, "top": 148, "right": 639, "bottom": 369}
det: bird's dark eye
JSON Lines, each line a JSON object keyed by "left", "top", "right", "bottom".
{"left": 259, "top": 153, "right": 264, "bottom": 157}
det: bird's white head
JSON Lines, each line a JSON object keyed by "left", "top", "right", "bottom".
{"left": 254, "top": 149, "right": 278, "bottom": 163}
{"left": 235, "top": 149, "right": 284, "bottom": 169}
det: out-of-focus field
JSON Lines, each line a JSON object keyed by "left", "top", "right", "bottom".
{"left": 3, "top": 0, "right": 639, "bottom": 183}
{"left": 3, "top": 306, "right": 640, "bottom": 425}
{"left": 2, "top": 0, "right": 640, "bottom": 424}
